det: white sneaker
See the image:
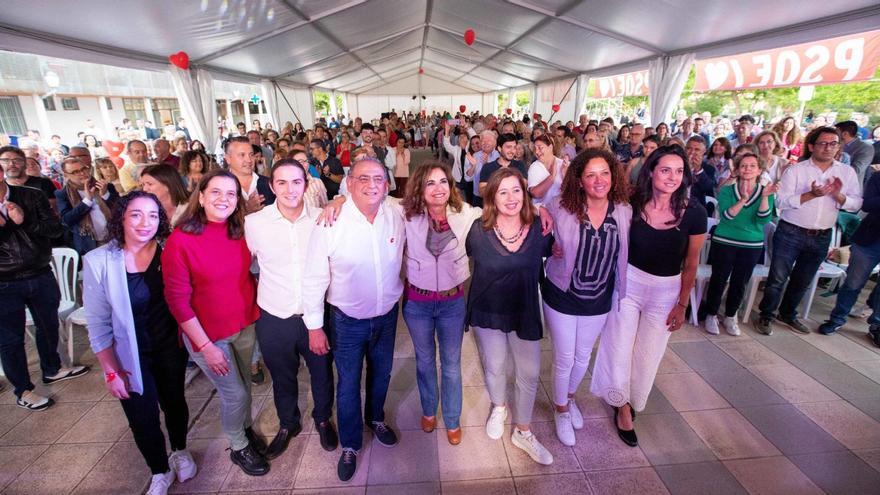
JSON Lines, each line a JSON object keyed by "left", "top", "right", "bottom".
{"left": 485, "top": 405, "right": 507, "bottom": 440}
{"left": 146, "top": 470, "right": 175, "bottom": 495}
{"left": 554, "top": 411, "right": 576, "bottom": 446}
{"left": 568, "top": 398, "right": 584, "bottom": 430}
{"left": 722, "top": 316, "right": 741, "bottom": 336}
{"left": 704, "top": 315, "right": 721, "bottom": 335}
{"left": 16, "top": 390, "right": 52, "bottom": 411}
{"left": 169, "top": 449, "right": 197, "bottom": 483}
{"left": 511, "top": 428, "right": 554, "bottom": 465}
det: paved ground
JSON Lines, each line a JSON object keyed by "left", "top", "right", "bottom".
{"left": 2, "top": 151, "right": 879, "bottom": 494}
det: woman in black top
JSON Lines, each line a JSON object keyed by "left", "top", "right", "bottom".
{"left": 466, "top": 167, "right": 554, "bottom": 466}
{"left": 591, "top": 146, "right": 707, "bottom": 447}
{"left": 83, "top": 191, "right": 195, "bottom": 495}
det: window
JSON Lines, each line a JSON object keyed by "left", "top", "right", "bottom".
{"left": 152, "top": 98, "right": 180, "bottom": 126}
{"left": 61, "top": 97, "right": 79, "bottom": 111}
{"left": 104, "top": 97, "right": 113, "bottom": 110}
{"left": 248, "top": 101, "right": 260, "bottom": 114}
{"left": 42, "top": 96, "right": 56, "bottom": 111}
{"left": 122, "top": 97, "right": 147, "bottom": 123}
{"left": 0, "top": 97, "right": 27, "bottom": 135}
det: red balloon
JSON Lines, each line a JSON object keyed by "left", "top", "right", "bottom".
{"left": 463, "top": 29, "right": 476, "bottom": 46}
{"left": 102, "top": 140, "right": 124, "bottom": 157}
{"left": 418, "top": 68, "right": 424, "bottom": 74}
{"left": 552, "top": 104, "right": 561, "bottom": 113}
{"left": 168, "top": 51, "right": 190, "bottom": 70}
{"left": 459, "top": 105, "right": 466, "bottom": 113}
{"left": 109, "top": 156, "right": 124, "bottom": 169}
{"left": 505, "top": 108, "right": 512, "bottom": 115}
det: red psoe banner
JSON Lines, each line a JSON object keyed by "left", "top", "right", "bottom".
{"left": 694, "top": 30, "right": 880, "bottom": 91}
{"left": 589, "top": 70, "right": 650, "bottom": 99}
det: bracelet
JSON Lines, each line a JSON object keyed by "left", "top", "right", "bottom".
{"left": 104, "top": 370, "right": 128, "bottom": 383}
{"left": 193, "top": 340, "right": 212, "bottom": 353}
{"left": 677, "top": 301, "right": 688, "bottom": 310}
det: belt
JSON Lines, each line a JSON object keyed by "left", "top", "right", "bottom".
{"left": 407, "top": 282, "right": 463, "bottom": 298}
{"left": 780, "top": 220, "right": 831, "bottom": 237}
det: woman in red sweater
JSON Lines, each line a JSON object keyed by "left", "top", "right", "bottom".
{"left": 161, "top": 169, "right": 269, "bottom": 477}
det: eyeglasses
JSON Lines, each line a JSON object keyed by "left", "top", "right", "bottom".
{"left": 0, "top": 158, "right": 25, "bottom": 166}
{"left": 65, "top": 167, "right": 90, "bottom": 176}
{"left": 355, "top": 175, "right": 386, "bottom": 185}
{"left": 813, "top": 141, "right": 840, "bottom": 148}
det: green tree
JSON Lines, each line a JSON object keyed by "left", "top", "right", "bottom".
{"left": 313, "top": 90, "right": 330, "bottom": 115}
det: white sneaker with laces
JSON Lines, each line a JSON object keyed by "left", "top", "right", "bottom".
{"left": 511, "top": 428, "right": 554, "bottom": 465}
{"left": 568, "top": 398, "right": 584, "bottom": 429}
{"left": 145, "top": 470, "right": 175, "bottom": 495}
{"left": 554, "top": 411, "right": 576, "bottom": 446}
{"left": 169, "top": 449, "right": 197, "bottom": 483}
{"left": 722, "top": 316, "right": 741, "bottom": 336}
{"left": 704, "top": 315, "right": 721, "bottom": 335}
{"left": 485, "top": 405, "right": 507, "bottom": 440}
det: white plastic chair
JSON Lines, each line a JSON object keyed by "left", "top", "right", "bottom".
{"left": 801, "top": 262, "right": 846, "bottom": 321}
{"left": 741, "top": 222, "right": 776, "bottom": 323}
{"left": 688, "top": 218, "right": 715, "bottom": 326}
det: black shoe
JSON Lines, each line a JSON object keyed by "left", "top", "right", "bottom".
{"left": 230, "top": 445, "right": 270, "bottom": 476}
{"left": 317, "top": 420, "right": 339, "bottom": 452}
{"left": 369, "top": 421, "right": 398, "bottom": 447}
{"left": 780, "top": 317, "right": 810, "bottom": 334}
{"left": 869, "top": 325, "right": 880, "bottom": 348}
{"left": 264, "top": 424, "right": 301, "bottom": 460}
{"left": 818, "top": 321, "right": 842, "bottom": 335}
{"left": 42, "top": 365, "right": 90, "bottom": 385}
{"left": 245, "top": 427, "right": 268, "bottom": 456}
{"left": 613, "top": 407, "right": 638, "bottom": 447}
{"left": 752, "top": 315, "right": 773, "bottom": 336}
{"left": 337, "top": 448, "right": 358, "bottom": 482}
{"left": 251, "top": 363, "right": 265, "bottom": 385}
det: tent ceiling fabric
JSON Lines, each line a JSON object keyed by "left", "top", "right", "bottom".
{"left": 0, "top": 0, "right": 878, "bottom": 95}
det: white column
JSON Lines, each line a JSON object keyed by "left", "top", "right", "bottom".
{"left": 529, "top": 85, "right": 538, "bottom": 115}
{"left": 225, "top": 99, "right": 234, "bottom": 128}
{"left": 573, "top": 74, "right": 589, "bottom": 122}
{"left": 309, "top": 90, "right": 316, "bottom": 125}
{"left": 144, "top": 97, "right": 154, "bottom": 125}
{"left": 243, "top": 97, "right": 252, "bottom": 130}
{"left": 98, "top": 96, "right": 114, "bottom": 136}
{"left": 329, "top": 90, "right": 339, "bottom": 119}
{"left": 30, "top": 94, "right": 53, "bottom": 138}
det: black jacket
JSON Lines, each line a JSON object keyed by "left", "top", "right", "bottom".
{"left": 255, "top": 175, "right": 276, "bottom": 206}
{"left": 0, "top": 185, "right": 64, "bottom": 281}
{"left": 55, "top": 184, "right": 120, "bottom": 256}
{"left": 852, "top": 172, "right": 880, "bottom": 247}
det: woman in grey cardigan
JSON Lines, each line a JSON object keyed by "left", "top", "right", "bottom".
{"left": 83, "top": 191, "right": 195, "bottom": 495}
{"left": 541, "top": 148, "right": 631, "bottom": 447}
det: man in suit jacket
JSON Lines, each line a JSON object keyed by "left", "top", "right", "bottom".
{"left": 55, "top": 156, "right": 119, "bottom": 256}
{"left": 224, "top": 137, "right": 275, "bottom": 214}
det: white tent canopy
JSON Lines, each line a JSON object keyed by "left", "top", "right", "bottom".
{"left": 1, "top": 0, "right": 879, "bottom": 128}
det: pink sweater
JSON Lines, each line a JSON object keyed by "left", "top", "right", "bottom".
{"left": 162, "top": 221, "right": 259, "bottom": 342}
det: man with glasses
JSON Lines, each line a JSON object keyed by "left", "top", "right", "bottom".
{"left": 303, "top": 158, "right": 404, "bottom": 482}
{"left": 55, "top": 156, "right": 119, "bottom": 256}
{"left": 754, "top": 127, "right": 863, "bottom": 335}
{"left": 0, "top": 146, "right": 90, "bottom": 411}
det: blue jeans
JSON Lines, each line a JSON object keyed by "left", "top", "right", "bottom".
{"left": 402, "top": 297, "right": 465, "bottom": 429}
{"left": 759, "top": 221, "right": 831, "bottom": 320}
{"left": 328, "top": 304, "right": 397, "bottom": 451}
{"left": 0, "top": 270, "right": 63, "bottom": 397}
{"left": 828, "top": 241, "right": 880, "bottom": 327}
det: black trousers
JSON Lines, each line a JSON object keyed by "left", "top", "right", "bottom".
{"left": 255, "top": 309, "right": 334, "bottom": 430}
{"left": 699, "top": 242, "right": 762, "bottom": 319}
{"left": 119, "top": 344, "right": 189, "bottom": 475}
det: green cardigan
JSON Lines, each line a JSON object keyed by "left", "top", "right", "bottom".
{"left": 712, "top": 183, "right": 774, "bottom": 248}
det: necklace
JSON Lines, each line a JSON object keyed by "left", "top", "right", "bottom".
{"left": 494, "top": 222, "right": 526, "bottom": 244}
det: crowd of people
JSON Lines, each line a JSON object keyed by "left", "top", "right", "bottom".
{"left": 0, "top": 105, "right": 877, "bottom": 494}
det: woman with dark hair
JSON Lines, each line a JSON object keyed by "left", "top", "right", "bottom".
{"left": 140, "top": 164, "right": 189, "bottom": 226}
{"left": 179, "top": 150, "right": 210, "bottom": 193}
{"left": 699, "top": 153, "right": 776, "bottom": 336}
{"left": 83, "top": 191, "right": 196, "bottom": 495}
{"left": 655, "top": 122, "right": 670, "bottom": 145}
{"left": 84, "top": 134, "right": 108, "bottom": 161}
{"left": 542, "top": 148, "right": 631, "bottom": 447}
{"left": 591, "top": 145, "right": 707, "bottom": 447}
{"left": 161, "top": 170, "right": 267, "bottom": 476}
{"left": 706, "top": 137, "right": 732, "bottom": 181}
{"left": 467, "top": 167, "right": 554, "bottom": 465}
{"left": 528, "top": 134, "right": 564, "bottom": 206}
{"left": 190, "top": 140, "right": 205, "bottom": 153}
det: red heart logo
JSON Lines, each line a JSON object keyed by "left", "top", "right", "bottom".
{"left": 464, "top": 29, "right": 475, "bottom": 46}
{"left": 552, "top": 104, "right": 560, "bottom": 112}
{"left": 102, "top": 140, "right": 124, "bottom": 157}
{"left": 459, "top": 105, "right": 466, "bottom": 113}
{"left": 169, "top": 51, "right": 190, "bottom": 70}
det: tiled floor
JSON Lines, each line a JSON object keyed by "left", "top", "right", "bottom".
{"left": 3, "top": 283, "right": 880, "bottom": 494}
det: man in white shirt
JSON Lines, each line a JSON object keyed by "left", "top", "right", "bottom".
{"left": 755, "top": 127, "right": 863, "bottom": 335}
{"left": 303, "top": 157, "right": 405, "bottom": 482}
{"left": 244, "top": 159, "right": 338, "bottom": 461}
